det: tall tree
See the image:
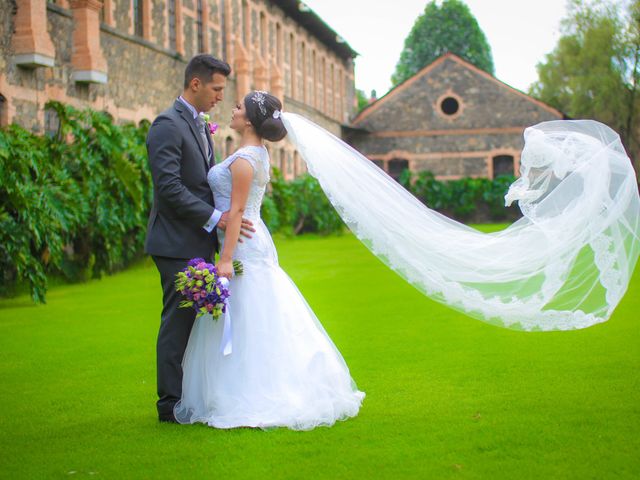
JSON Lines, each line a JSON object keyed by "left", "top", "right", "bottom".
{"left": 530, "top": 0, "right": 640, "bottom": 171}
{"left": 391, "top": 0, "right": 494, "bottom": 86}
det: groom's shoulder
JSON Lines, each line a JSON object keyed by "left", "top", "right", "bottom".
{"left": 152, "top": 104, "right": 180, "bottom": 125}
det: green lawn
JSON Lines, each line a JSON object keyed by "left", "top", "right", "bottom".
{"left": 1, "top": 231, "right": 638, "bottom": 479}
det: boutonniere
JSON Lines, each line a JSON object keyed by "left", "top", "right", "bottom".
{"left": 200, "top": 113, "right": 219, "bottom": 136}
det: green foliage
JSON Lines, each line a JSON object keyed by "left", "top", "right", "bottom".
{"left": 392, "top": 0, "right": 494, "bottom": 86}
{"left": 530, "top": 0, "right": 640, "bottom": 168}
{"left": 289, "top": 174, "right": 344, "bottom": 234}
{"left": 401, "top": 169, "right": 520, "bottom": 222}
{"left": 264, "top": 167, "right": 297, "bottom": 234}
{"left": 0, "top": 101, "right": 151, "bottom": 303}
{"left": 262, "top": 168, "right": 344, "bottom": 235}
{"left": 356, "top": 89, "right": 370, "bottom": 112}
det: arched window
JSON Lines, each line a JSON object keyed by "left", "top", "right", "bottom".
{"left": 388, "top": 158, "right": 409, "bottom": 181}
{"left": 168, "top": 0, "right": 177, "bottom": 50}
{"left": 289, "top": 33, "right": 295, "bottom": 99}
{"left": 133, "top": 0, "right": 143, "bottom": 36}
{"left": 225, "top": 136, "right": 234, "bottom": 159}
{"left": 492, "top": 154, "right": 515, "bottom": 178}
{"left": 0, "top": 94, "right": 6, "bottom": 127}
{"left": 220, "top": 0, "right": 227, "bottom": 58}
{"left": 279, "top": 147, "right": 286, "bottom": 173}
{"left": 44, "top": 106, "right": 60, "bottom": 138}
{"left": 276, "top": 23, "right": 282, "bottom": 64}
{"left": 286, "top": 152, "right": 293, "bottom": 177}
{"left": 293, "top": 152, "right": 300, "bottom": 177}
{"left": 196, "top": 0, "right": 204, "bottom": 52}
{"left": 260, "top": 11, "right": 267, "bottom": 57}
{"left": 242, "top": 0, "right": 250, "bottom": 46}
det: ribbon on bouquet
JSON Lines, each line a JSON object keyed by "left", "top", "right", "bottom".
{"left": 218, "top": 277, "right": 233, "bottom": 356}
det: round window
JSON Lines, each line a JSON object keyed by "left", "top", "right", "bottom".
{"left": 440, "top": 96, "right": 460, "bottom": 116}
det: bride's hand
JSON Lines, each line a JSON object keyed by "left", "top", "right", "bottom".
{"left": 216, "top": 259, "right": 234, "bottom": 279}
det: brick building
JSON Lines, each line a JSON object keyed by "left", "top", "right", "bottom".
{"left": 346, "top": 53, "right": 565, "bottom": 181}
{"left": 1, "top": 0, "right": 357, "bottom": 179}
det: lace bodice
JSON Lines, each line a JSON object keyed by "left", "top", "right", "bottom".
{"left": 208, "top": 145, "right": 270, "bottom": 220}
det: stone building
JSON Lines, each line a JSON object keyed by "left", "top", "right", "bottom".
{"left": 0, "top": 0, "right": 357, "bottom": 179}
{"left": 346, "top": 53, "right": 565, "bottom": 181}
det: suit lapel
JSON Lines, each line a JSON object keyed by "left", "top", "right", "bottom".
{"left": 174, "top": 100, "right": 209, "bottom": 171}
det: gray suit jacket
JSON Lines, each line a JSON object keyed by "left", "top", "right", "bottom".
{"left": 144, "top": 99, "right": 218, "bottom": 259}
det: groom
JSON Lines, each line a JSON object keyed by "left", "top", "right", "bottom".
{"left": 145, "top": 54, "right": 253, "bottom": 423}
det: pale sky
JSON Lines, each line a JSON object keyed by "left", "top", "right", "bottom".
{"left": 303, "top": 0, "right": 568, "bottom": 97}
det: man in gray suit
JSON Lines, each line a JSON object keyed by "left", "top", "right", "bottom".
{"left": 145, "top": 54, "right": 252, "bottom": 423}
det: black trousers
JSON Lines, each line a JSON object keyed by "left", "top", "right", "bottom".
{"left": 152, "top": 256, "right": 197, "bottom": 418}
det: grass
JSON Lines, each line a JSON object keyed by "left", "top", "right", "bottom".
{"left": 1, "top": 229, "right": 639, "bottom": 479}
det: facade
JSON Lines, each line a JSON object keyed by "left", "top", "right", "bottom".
{"left": 346, "top": 53, "right": 565, "bottom": 180}
{"left": 0, "top": 0, "right": 357, "bottom": 179}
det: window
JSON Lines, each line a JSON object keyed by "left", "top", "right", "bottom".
{"left": 301, "top": 42, "right": 307, "bottom": 103}
{"left": 197, "top": 0, "right": 204, "bottom": 52}
{"left": 286, "top": 152, "right": 293, "bottom": 176}
{"left": 220, "top": 0, "right": 227, "bottom": 58}
{"left": 321, "top": 57, "right": 326, "bottom": 112}
{"left": 242, "top": 0, "right": 249, "bottom": 46}
{"left": 168, "top": 0, "right": 177, "bottom": 50}
{"left": 279, "top": 148, "right": 286, "bottom": 173}
{"left": 289, "top": 33, "right": 295, "bottom": 99}
{"left": 312, "top": 50, "right": 317, "bottom": 108}
{"left": 276, "top": 23, "right": 282, "bottom": 64}
{"left": 133, "top": 0, "right": 143, "bottom": 36}
{"left": 260, "top": 12, "right": 266, "bottom": 57}
{"left": 388, "top": 158, "right": 409, "bottom": 181}
{"left": 293, "top": 152, "right": 299, "bottom": 177}
{"left": 440, "top": 96, "right": 459, "bottom": 116}
{"left": 330, "top": 63, "right": 335, "bottom": 117}
{"left": 44, "top": 107, "right": 60, "bottom": 138}
{"left": 0, "top": 94, "right": 6, "bottom": 127}
{"left": 492, "top": 155, "right": 515, "bottom": 178}
{"left": 225, "top": 136, "right": 234, "bottom": 159}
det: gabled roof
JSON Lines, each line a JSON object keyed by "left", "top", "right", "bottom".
{"left": 352, "top": 52, "right": 563, "bottom": 125}
{"left": 273, "top": 1, "right": 358, "bottom": 60}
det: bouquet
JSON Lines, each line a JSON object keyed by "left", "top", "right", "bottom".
{"left": 175, "top": 258, "right": 243, "bottom": 319}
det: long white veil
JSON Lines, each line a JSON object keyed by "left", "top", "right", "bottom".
{"left": 281, "top": 113, "right": 640, "bottom": 331}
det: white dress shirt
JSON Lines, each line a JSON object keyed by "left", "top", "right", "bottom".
{"left": 178, "top": 96, "right": 222, "bottom": 232}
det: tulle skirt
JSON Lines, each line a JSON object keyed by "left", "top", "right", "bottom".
{"left": 174, "top": 255, "right": 364, "bottom": 430}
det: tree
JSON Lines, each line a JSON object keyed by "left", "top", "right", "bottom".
{"left": 391, "top": 0, "right": 494, "bottom": 86}
{"left": 530, "top": 0, "right": 640, "bottom": 171}
{"left": 356, "top": 89, "right": 370, "bottom": 111}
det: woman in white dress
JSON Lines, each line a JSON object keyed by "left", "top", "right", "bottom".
{"left": 174, "top": 91, "right": 365, "bottom": 430}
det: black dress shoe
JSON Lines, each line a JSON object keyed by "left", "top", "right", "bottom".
{"left": 158, "top": 412, "right": 178, "bottom": 423}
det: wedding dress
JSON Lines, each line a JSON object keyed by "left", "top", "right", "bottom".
{"left": 174, "top": 145, "right": 364, "bottom": 430}
{"left": 281, "top": 114, "right": 639, "bottom": 331}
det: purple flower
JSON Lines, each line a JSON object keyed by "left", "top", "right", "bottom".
{"left": 188, "top": 258, "right": 205, "bottom": 267}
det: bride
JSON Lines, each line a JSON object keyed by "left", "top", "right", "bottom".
{"left": 174, "top": 91, "right": 365, "bottom": 430}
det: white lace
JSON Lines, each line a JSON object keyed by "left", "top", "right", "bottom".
{"left": 281, "top": 113, "right": 640, "bottom": 331}
{"left": 208, "top": 145, "right": 278, "bottom": 267}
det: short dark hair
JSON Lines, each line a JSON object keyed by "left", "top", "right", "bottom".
{"left": 184, "top": 54, "right": 231, "bottom": 88}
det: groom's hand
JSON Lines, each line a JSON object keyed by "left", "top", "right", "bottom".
{"left": 217, "top": 211, "right": 255, "bottom": 242}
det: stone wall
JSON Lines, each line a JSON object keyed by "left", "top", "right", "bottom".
{"left": 349, "top": 54, "right": 563, "bottom": 179}
{"left": 1, "top": 0, "right": 356, "bottom": 179}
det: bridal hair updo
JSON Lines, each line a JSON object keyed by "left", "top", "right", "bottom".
{"left": 244, "top": 91, "right": 287, "bottom": 142}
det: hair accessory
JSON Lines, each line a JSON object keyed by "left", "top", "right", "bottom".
{"left": 272, "top": 110, "right": 281, "bottom": 119}
{"left": 251, "top": 91, "right": 268, "bottom": 116}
